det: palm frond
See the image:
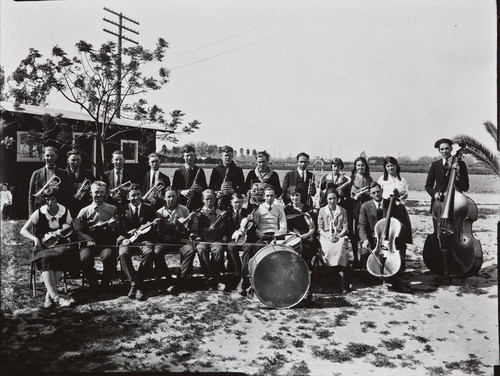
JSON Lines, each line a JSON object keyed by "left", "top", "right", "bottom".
{"left": 453, "top": 134, "right": 500, "bottom": 177}
{"left": 483, "top": 121, "right": 498, "bottom": 146}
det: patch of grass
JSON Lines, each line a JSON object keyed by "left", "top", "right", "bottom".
{"left": 258, "top": 353, "right": 287, "bottom": 375}
{"left": 426, "top": 366, "right": 450, "bottom": 375}
{"left": 345, "top": 342, "right": 376, "bottom": 358}
{"left": 456, "top": 284, "right": 488, "bottom": 297}
{"left": 262, "top": 332, "right": 286, "bottom": 349}
{"left": 424, "top": 344, "right": 434, "bottom": 353}
{"left": 333, "top": 309, "right": 357, "bottom": 327}
{"left": 445, "top": 354, "right": 486, "bottom": 375}
{"left": 379, "top": 330, "right": 390, "bottom": 335}
{"left": 311, "top": 346, "right": 352, "bottom": 363}
{"left": 371, "top": 352, "right": 396, "bottom": 368}
{"left": 287, "top": 360, "right": 310, "bottom": 376}
{"left": 413, "top": 335, "right": 429, "bottom": 343}
{"left": 292, "top": 339, "right": 304, "bottom": 348}
{"left": 360, "top": 321, "right": 377, "bottom": 333}
{"left": 381, "top": 338, "right": 405, "bottom": 351}
{"left": 315, "top": 329, "right": 332, "bottom": 339}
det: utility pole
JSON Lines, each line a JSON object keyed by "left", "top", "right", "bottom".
{"left": 103, "top": 7, "right": 139, "bottom": 118}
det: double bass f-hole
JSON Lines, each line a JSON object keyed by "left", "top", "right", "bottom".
{"left": 366, "top": 191, "right": 402, "bottom": 278}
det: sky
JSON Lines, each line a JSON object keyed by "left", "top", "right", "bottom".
{"left": 0, "top": 0, "right": 497, "bottom": 161}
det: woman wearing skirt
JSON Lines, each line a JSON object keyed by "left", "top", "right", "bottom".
{"left": 317, "top": 188, "right": 351, "bottom": 292}
{"left": 20, "top": 186, "right": 79, "bottom": 308}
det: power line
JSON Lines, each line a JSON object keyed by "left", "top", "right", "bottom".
{"left": 170, "top": 0, "right": 380, "bottom": 71}
{"left": 166, "top": 2, "right": 329, "bottom": 61}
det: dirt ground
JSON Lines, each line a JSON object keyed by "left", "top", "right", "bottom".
{"left": 0, "top": 197, "right": 498, "bottom": 375}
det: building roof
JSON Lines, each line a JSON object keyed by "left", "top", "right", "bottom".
{"left": 0, "top": 101, "right": 169, "bottom": 132}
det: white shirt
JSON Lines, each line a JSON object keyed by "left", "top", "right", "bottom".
{"left": 29, "top": 204, "right": 72, "bottom": 230}
{"left": 297, "top": 168, "right": 306, "bottom": 182}
{"left": 377, "top": 175, "right": 409, "bottom": 202}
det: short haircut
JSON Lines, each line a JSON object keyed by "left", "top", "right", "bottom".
{"left": 67, "top": 149, "right": 82, "bottom": 159}
{"left": 183, "top": 145, "right": 196, "bottom": 154}
{"left": 221, "top": 146, "right": 234, "bottom": 153}
{"left": 202, "top": 188, "right": 216, "bottom": 197}
{"left": 231, "top": 193, "right": 245, "bottom": 201}
{"left": 256, "top": 151, "right": 270, "bottom": 161}
{"left": 111, "top": 150, "right": 124, "bottom": 158}
{"left": 264, "top": 186, "right": 275, "bottom": 194}
{"left": 296, "top": 152, "right": 310, "bottom": 161}
{"left": 369, "top": 182, "right": 382, "bottom": 191}
{"left": 42, "top": 186, "right": 59, "bottom": 200}
{"left": 325, "top": 188, "right": 339, "bottom": 198}
{"left": 164, "top": 187, "right": 178, "bottom": 197}
{"left": 148, "top": 152, "right": 160, "bottom": 159}
{"left": 129, "top": 183, "right": 142, "bottom": 193}
{"left": 91, "top": 181, "right": 107, "bottom": 191}
{"left": 43, "top": 146, "right": 59, "bottom": 155}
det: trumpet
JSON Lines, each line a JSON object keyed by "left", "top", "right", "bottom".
{"left": 74, "top": 178, "right": 91, "bottom": 200}
{"left": 351, "top": 185, "right": 370, "bottom": 200}
{"left": 143, "top": 179, "right": 165, "bottom": 205}
{"left": 32, "top": 175, "right": 61, "bottom": 198}
{"left": 109, "top": 180, "right": 132, "bottom": 199}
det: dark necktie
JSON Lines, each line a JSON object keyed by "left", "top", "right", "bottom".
{"left": 133, "top": 206, "right": 140, "bottom": 227}
{"left": 116, "top": 171, "right": 121, "bottom": 187}
{"left": 376, "top": 203, "right": 383, "bottom": 220}
{"left": 444, "top": 159, "right": 450, "bottom": 175}
{"left": 235, "top": 210, "right": 240, "bottom": 224}
{"left": 151, "top": 172, "right": 156, "bottom": 188}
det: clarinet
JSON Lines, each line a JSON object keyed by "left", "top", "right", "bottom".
{"left": 217, "top": 166, "right": 230, "bottom": 207}
{"left": 186, "top": 168, "right": 201, "bottom": 208}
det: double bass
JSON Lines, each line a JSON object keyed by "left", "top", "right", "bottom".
{"left": 423, "top": 143, "right": 483, "bottom": 277}
{"left": 366, "top": 191, "right": 402, "bottom": 278}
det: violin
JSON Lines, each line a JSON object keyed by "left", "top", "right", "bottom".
{"left": 423, "top": 143, "right": 483, "bottom": 277}
{"left": 88, "top": 217, "right": 116, "bottom": 231}
{"left": 122, "top": 219, "right": 159, "bottom": 245}
{"left": 365, "top": 191, "right": 402, "bottom": 278}
{"left": 231, "top": 208, "right": 257, "bottom": 244}
{"left": 41, "top": 227, "right": 74, "bottom": 248}
{"left": 202, "top": 210, "right": 228, "bottom": 242}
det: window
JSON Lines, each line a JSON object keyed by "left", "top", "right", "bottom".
{"left": 121, "top": 140, "right": 139, "bottom": 163}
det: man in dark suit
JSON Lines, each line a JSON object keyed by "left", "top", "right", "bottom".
{"left": 66, "top": 149, "right": 95, "bottom": 216}
{"left": 209, "top": 146, "right": 245, "bottom": 210}
{"left": 141, "top": 152, "right": 170, "bottom": 209}
{"left": 425, "top": 138, "right": 469, "bottom": 212}
{"left": 281, "top": 152, "right": 316, "bottom": 205}
{"left": 172, "top": 145, "right": 207, "bottom": 211}
{"left": 116, "top": 183, "right": 158, "bottom": 300}
{"left": 358, "top": 182, "right": 412, "bottom": 280}
{"left": 28, "top": 146, "right": 72, "bottom": 215}
{"left": 103, "top": 150, "right": 135, "bottom": 207}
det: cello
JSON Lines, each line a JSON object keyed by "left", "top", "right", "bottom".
{"left": 423, "top": 143, "right": 483, "bottom": 277}
{"left": 366, "top": 191, "right": 402, "bottom": 278}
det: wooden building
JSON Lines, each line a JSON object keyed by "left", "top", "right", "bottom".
{"left": 1, "top": 101, "right": 166, "bottom": 218}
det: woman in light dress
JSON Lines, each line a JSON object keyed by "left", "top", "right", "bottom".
{"left": 317, "top": 189, "right": 351, "bottom": 292}
{"left": 377, "top": 156, "right": 409, "bottom": 204}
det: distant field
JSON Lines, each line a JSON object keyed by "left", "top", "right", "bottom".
{"left": 160, "top": 167, "right": 499, "bottom": 195}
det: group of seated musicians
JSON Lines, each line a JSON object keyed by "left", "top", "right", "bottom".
{"left": 22, "top": 138, "right": 468, "bottom": 306}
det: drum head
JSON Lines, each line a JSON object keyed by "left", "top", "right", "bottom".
{"left": 250, "top": 244, "right": 310, "bottom": 309}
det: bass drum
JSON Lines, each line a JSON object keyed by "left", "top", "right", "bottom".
{"left": 249, "top": 244, "right": 310, "bottom": 309}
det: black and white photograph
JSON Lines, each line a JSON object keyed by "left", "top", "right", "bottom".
{"left": 0, "top": 0, "right": 497, "bottom": 375}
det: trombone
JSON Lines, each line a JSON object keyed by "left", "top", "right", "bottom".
{"left": 32, "top": 175, "right": 61, "bottom": 198}
{"left": 310, "top": 159, "right": 324, "bottom": 209}
{"left": 143, "top": 179, "right": 165, "bottom": 205}
{"left": 74, "top": 178, "right": 92, "bottom": 200}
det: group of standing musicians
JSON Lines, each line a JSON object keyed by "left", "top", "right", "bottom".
{"left": 20, "top": 138, "right": 469, "bottom": 308}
